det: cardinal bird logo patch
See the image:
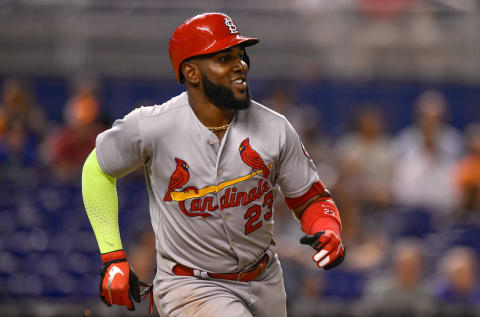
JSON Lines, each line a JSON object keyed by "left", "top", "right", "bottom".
{"left": 164, "top": 157, "right": 190, "bottom": 202}
{"left": 239, "top": 138, "right": 270, "bottom": 179}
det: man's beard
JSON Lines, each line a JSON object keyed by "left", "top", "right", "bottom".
{"left": 202, "top": 75, "right": 251, "bottom": 110}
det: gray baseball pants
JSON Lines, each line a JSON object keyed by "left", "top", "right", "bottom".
{"left": 153, "top": 253, "right": 287, "bottom": 317}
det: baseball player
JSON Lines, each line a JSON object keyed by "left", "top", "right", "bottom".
{"left": 82, "top": 12, "right": 345, "bottom": 317}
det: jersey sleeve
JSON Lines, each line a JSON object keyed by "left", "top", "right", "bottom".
{"left": 277, "top": 118, "right": 321, "bottom": 200}
{"left": 96, "top": 108, "right": 149, "bottom": 178}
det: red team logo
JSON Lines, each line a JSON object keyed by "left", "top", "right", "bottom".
{"left": 164, "top": 139, "right": 273, "bottom": 234}
{"left": 224, "top": 17, "right": 238, "bottom": 34}
{"left": 163, "top": 158, "right": 190, "bottom": 202}
{"left": 239, "top": 138, "right": 270, "bottom": 179}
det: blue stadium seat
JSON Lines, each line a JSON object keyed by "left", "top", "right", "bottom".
{"left": 323, "top": 268, "right": 366, "bottom": 300}
{"left": 0, "top": 210, "right": 16, "bottom": 234}
{"left": 447, "top": 223, "right": 480, "bottom": 253}
{"left": 385, "top": 206, "right": 435, "bottom": 239}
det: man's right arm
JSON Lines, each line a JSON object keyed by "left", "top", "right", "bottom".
{"left": 82, "top": 149, "right": 141, "bottom": 310}
{"left": 82, "top": 149, "right": 122, "bottom": 253}
{"left": 83, "top": 107, "right": 147, "bottom": 249}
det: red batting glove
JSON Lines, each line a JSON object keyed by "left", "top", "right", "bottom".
{"left": 300, "top": 230, "right": 346, "bottom": 270}
{"left": 99, "top": 250, "right": 141, "bottom": 311}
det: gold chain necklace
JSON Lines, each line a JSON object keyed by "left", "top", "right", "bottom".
{"left": 206, "top": 124, "right": 229, "bottom": 132}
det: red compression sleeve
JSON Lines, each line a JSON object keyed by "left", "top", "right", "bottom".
{"left": 284, "top": 182, "right": 341, "bottom": 235}
{"left": 300, "top": 199, "right": 341, "bottom": 235}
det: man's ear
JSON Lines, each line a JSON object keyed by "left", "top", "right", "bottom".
{"left": 182, "top": 62, "right": 201, "bottom": 85}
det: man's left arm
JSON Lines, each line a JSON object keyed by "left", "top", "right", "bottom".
{"left": 277, "top": 118, "right": 345, "bottom": 270}
{"left": 286, "top": 183, "right": 345, "bottom": 270}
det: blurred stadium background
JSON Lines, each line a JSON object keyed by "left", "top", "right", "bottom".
{"left": 0, "top": 0, "right": 480, "bottom": 316}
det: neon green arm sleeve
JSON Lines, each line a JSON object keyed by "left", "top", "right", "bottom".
{"left": 82, "top": 149, "right": 123, "bottom": 254}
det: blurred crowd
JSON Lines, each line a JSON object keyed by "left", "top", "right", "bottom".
{"left": 268, "top": 85, "right": 480, "bottom": 317}
{"left": 0, "top": 77, "right": 106, "bottom": 183}
{"left": 0, "top": 77, "right": 479, "bottom": 316}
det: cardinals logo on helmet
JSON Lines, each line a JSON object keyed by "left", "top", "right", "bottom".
{"left": 164, "top": 158, "right": 190, "bottom": 202}
{"left": 239, "top": 138, "right": 270, "bottom": 179}
{"left": 224, "top": 17, "right": 239, "bottom": 34}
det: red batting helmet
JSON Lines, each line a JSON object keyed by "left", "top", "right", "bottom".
{"left": 169, "top": 12, "right": 259, "bottom": 83}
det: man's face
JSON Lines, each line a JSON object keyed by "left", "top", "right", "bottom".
{"left": 198, "top": 46, "right": 251, "bottom": 110}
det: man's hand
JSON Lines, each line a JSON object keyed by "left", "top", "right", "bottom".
{"left": 300, "top": 230, "right": 346, "bottom": 270}
{"left": 99, "top": 250, "right": 141, "bottom": 311}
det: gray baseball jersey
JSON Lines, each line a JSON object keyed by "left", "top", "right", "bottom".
{"left": 96, "top": 91, "right": 320, "bottom": 274}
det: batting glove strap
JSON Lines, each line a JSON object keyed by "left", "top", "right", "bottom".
{"left": 99, "top": 251, "right": 141, "bottom": 311}
{"left": 300, "top": 230, "right": 346, "bottom": 270}
{"left": 101, "top": 250, "right": 127, "bottom": 263}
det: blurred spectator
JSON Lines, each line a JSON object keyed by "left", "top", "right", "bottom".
{"left": 391, "top": 90, "right": 462, "bottom": 214}
{"left": 262, "top": 84, "right": 314, "bottom": 139}
{"left": 455, "top": 123, "right": 480, "bottom": 211}
{"left": 0, "top": 119, "right": 37, "bottom": 170}
{"left": 360, "top": 238, "right": 435, "bottom": 316}
{"left": 263, "top": 84, "right": 337, "bottom": 186}
{"left": 434, "top": 247, "right": 480, "bottom": 316}
{"left": 393, "top": 90, "right": 463, "bottom": 160}
{"left": 335, "top": 104, "right": 394, "bottom": 209}
{"left": 0, "top": 78, "right": 47, "bottom": 178}
{"left": 262, "top": 84, "right": 298, "bottom": 122}
{"left": 346, "top": 231, "right": 386, "bottom": 272}
{"left": 42, "top": 80, "right": 106, "bottom": 181}
{"left": 300, "top": 104, "right": 338, "bottom": 188}
{"left": 0, "top": 78, "right": 47, "bottom": 139}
